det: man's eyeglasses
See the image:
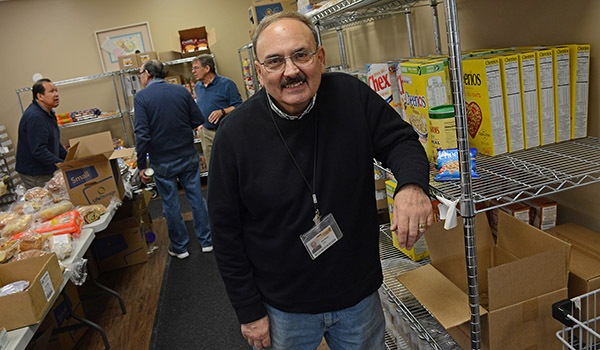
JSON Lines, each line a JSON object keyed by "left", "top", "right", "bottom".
{"left": 259, "top": 48, "right": 319, "bottom": 73}
{"left": 191, "top": 66, "right": 202, "bottom": 71}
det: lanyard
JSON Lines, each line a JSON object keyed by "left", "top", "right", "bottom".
{"left": 267, "top": 99, "right": 321, "bottom": 224}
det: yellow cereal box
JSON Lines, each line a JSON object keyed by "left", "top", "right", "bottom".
{"left": 535, "top": 49, "right": 556, "bottom": 146}
{"left": 518, "top": 51, "right": 540, "bottom": 149}
{"left": 367, "top": 62, "right": 403, "bottom": 116}
{"left": 551, "top": 47, "right": 571, "bottom": 142}
{"left": 563, "top": 44, "right": 590, "bottom": 139}
{"left": 398, "top": 59, "right": 451, "bottom": 163}
{"left": 497, "top": 53, "right": 524, "bottom": 152}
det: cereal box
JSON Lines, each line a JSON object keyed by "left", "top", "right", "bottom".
{"left": 551, "top": 47, "right": 571, "bottom": 142}
{"left": 518, "top": 51, "right": 540, "bottom": 149}
{"left": 398, "top": 59, "right": 452, "bottom": 162}
{"left": 367, "top": 62, "right": 403, "bottom": 116}
{"left": 564, "top": 44, "right": 590, "bottom": 139}
{"left": 461, "top": 56, "right": 508, "bottom": 157}
{"left": 498, "top": 53, "right": 524, "bottom": 152}
{"left": 535, "top": 48, "right": 556, "bottom": 146}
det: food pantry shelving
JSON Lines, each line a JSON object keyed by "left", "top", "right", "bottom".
{"left": 309, "top": 0, "right": 600, "bottom": 349}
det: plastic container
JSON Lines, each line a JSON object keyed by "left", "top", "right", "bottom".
{"left": 428, "top": 104, "right": 457, "bottom": 163}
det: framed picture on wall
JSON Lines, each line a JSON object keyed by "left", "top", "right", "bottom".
{"left": 95, "top": 22, "right": 154, "bottom": 72}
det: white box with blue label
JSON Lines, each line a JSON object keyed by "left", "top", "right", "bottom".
{"left": 56, "top": 131, "right": 133, "bottom": 207}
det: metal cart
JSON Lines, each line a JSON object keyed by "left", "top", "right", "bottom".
{"left": 553, "top": 289, "right": 600, "bottom": 350}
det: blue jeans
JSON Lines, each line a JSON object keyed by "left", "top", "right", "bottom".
{"left": 262, "top": 291, "right": 385, "bottom": 350}
{"left": 153, "top": 153, "right": 212, "bottom": 253}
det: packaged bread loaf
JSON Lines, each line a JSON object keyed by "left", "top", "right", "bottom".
{"left": 17, "top": 232, "right": 45, "bottom": 251}
{"left": 46, "top": 234, "right": 72, "bottom": 260}
{"left": 1, "top": 214, "right": 33, "bottom": 238}
{"left": 77, "top": 204, "right": 106, "bottom": 224}
{"left": 14, "top": 249, "right": 47, "bottom": 261}
{"left": 11, "top": 199, "right": 43, "bottom": 215}
{"left": 24, "top": 187, "right": 53, "bottom": 202}
{"left": 38, "top": 200, "right": 73, "bottom": 221}
{"left": 0, "top": 212, "right": 19, "bottom": 230}
{"left": 0, "top": 238, "right": 19, "bottom": 263}
{"left": 45, "top": 171, "right": 66, "bottom": 193}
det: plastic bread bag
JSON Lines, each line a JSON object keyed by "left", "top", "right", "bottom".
{"left": 65, "top": 258, "right": 88, "bottom": 286}
{"left": 37, "top": 200, "right": 73, "bottom": 221}
{"left": 24, "top": 187, "right": 53, "bottom": 202}
{"left": 76, "top": 204, "right": 107, "bottom": 224}
{"left": 10, "top": 198, "right": 43, "bottom": 215}
{"left": 28, "top": 210, "right": 83, "bottom": 238}
{"left": 16, "top": 231, "right": 45, "bottom": 251}
{"left": 0, "top": 211, "right": 19, "bottom": 230}
{"left": 1, "top": 214, "right": 33, "bottom": 238}
{"left": 0, "top": 238, "right": 19, "bottom": 263}
{"left": 434, "top": 148, "right": 481, "bottom": 182}
{"left": 13, "top": 249, "right": 48, "bottom": 261}
{"left": 44, "top": 170, "right": 67, "bottom": 194}
{"left": 44, "top": 233, "right": 73, "bottom": 260}
{"left": 0, "top": 280, "right": 29, "bottom": 297}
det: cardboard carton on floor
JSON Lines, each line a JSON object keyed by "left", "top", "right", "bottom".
{"left": 397, "top": 211, "right": 570, "bottom": 350}
{"left": 93, "top": 216, "right": 148, "bottom": 272}
{"left": 0, "top": 254, "right": 63, "bottom": 331}
{"left": 57, "top": 131, "right": 133, "bottom": 208}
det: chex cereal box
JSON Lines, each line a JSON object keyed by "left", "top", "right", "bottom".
{"left": 498, "top": 53, "right": 525, "bottom": 152}
{"left": 367, "top": 62, "right": 403, "bottom": 116}
{"left": 535, "top": 48, "right": 556, "bottom": 145}
{"left": 518, "top": 51, "right": 540, "bottom": 149}
{"left": 551, "top": 47, "right": 571, "bottom": 142}
{"left": 462, "top": 56, "right": 508, "bottom": 157}
{"left": 398, "top": 59, "right": 451, "bottom": 162}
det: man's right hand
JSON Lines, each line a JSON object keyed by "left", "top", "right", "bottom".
{"left": 139, "top": 168, "right": 151, "bottom": 184}
{"left": 241, "top": 315, "right": 271, "bottom": 349}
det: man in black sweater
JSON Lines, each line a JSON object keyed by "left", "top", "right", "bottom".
{"left": 16, "top": 79, "right": 67, "bottom": 189}
{"left": 208, "top": 12, "right": 432, "bottom": 350}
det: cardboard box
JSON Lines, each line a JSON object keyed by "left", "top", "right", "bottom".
{"left": 547, "top": 223, "right": 600, "bottom": 298}
{"left": 92, "top": 216, "right": 148, "bottom": 272}
{"left": 535, "top": 48, "right": 556, "bottom": 146}
{"left": 498, "top": 53, "right": 525, "bottom": 152}
{"left": 137, "top": 51, "right": 158, "bottom": 65}
{"left": 385, "top": 179, "right": 429, "bottom": 261}
{"left": 398, "top": 212, "right": 570, "bottom": 350}
{"left": 179, "top": 26, "right": 211, "bottom": 56}
{"left": 0, "top": 254, "right": 63, "bottom": 331}
{"left": 45, "top": 281, "right": 86, "bottom": 349}
{"left": 375, "top": 178, "right": 387, "bottom": 211}
{"left": 367, "top": 62, "right": 403, "bottom": 115}
{"left": 398, "top": 59, "right": 452, "bottom": 162}
{"left": 118, "top": 54, "right": 140, "bottom": 70}
{"left": 57, "top": 131, "right": 133, "bottom": 208}
{"left": 462, "top": 56, "right": 508, "bottom": 156}
{"left": 165, "top": 75, "right": 182, "bottom": 85}
{"left": 518, "top": 51, "right": 541, "bottom": 149}
{"left": 486, "top": 200, "right": 530, "bottom": 236}
{"left": 159, "top": 50, "right": 182, "bottom": 62}
{"left": 249, "top": 0, "right": 297, "bottom": 28}
{"left": 551, "top": 47, "right": 571, "bottom": 142}
{"left": 524, "top": 197, "right": 558, "bottom": 230}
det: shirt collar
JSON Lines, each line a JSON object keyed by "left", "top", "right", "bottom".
{"left": 34, "top": 100, "right": 54, "bottom": 117}
{"left": 266, "top": 92, "right": 317, "bottom": 121}
{"left": 146, "top": 78, "right": 164, "bottom": 87}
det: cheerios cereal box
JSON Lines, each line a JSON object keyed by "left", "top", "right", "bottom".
{"left": 398, "top": 59, "right": 451, "bottom": 163}
{"left": 561, "top": 44, "right": 590, "bottom": 139}
{"left": 551, "top": 47, "right": 571, "bottom": 142}
{"left": 498, "top": 53, "right": 525, "bottom": 152}
{"left": 367, "top": 62, "right": 403, "bottom": 116}
{"left": 462, "top": 56, "right": 508, "bottom": 156}
{"left": 534, "top": 48, "right": 556, "bottom": 146}
{"left": 518, "top": 51, "right": 540, "bottom": 149}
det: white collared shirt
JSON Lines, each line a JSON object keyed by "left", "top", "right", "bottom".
{"left": 266, "top": 93, "right": 317, "bottom": 121}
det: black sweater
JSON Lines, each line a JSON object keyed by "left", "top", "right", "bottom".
{"left": 208, "top": 73, "right": 428, "bottom": 324}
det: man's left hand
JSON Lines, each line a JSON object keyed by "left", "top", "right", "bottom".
{"left": 208, "top": 109, "right": 224, "bottom": 124}
{"left": 139, "top": 168, "right": 151, "bottom": 184}
{"left": 391, "top": 184, "right": 433, "bottom": 250}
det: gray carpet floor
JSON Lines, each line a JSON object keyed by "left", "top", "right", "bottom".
{"left": 148, "top": 192, "right": 251, "bottom": 350}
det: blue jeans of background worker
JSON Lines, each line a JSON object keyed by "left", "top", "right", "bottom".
{"left": 152, "top": 153, "right": 212, "bottom": 254}
{"left": 259, "top": 291, "right": 385, "bottom": 350}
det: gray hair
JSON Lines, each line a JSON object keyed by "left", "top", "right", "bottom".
{"left": 252, "top": 11, "right": 319, "bottom": 59}
{"left": 142, "top": 59, "right": 166, "bottom": 79}
{"left": 192, "top": 54, "right": 216, "bottom": 74}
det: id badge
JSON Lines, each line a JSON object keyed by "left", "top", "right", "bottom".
{"left": 300, "top": 213, "right": 343, "bottom": 260}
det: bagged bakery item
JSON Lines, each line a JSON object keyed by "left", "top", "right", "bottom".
{"left": 13, "top": 249, "right": 48, "bottom": 261}
{"left": 45, "top": 234, "right": 72, "bottom": 260}
{"left": 17, "top": 232, "right": 45, "bottom": 251}
{"left": 28, "top": 210, "right": 83, "bottom": 238}
{"left": 0, "top": 212, "right": 19, "bottom": 230}
{"left": 24, "top": 187, "right": 53, "bottom": 202}
{"left": 45, "top": 171, "right": 66, "bottom": 193}
{"left": 38, "top": 200, "right": 73, "bottom": 221}
{"left": 11, "top": 199, "right": 43, "bottom": 215}
{"left": 0, "top": 238, "right": 19, "bottom": 263}
{"left": 1, "top": 214, "right": 33, "bottom": 238}
{"left": 77, "top": 204, "right": 106, "bottom": 224}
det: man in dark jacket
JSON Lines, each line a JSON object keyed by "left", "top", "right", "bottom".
{"left": 16, "top": 78, "right": 67, "bottom": 189}
{"left": 134, "top": 59, "right": 212, "bottom": 259}
{"left": 208, "top": 11, "right": 433, "bottom": 350}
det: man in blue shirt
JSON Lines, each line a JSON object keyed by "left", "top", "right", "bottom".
{"left": 192, "top": 54, "right": 242, "bottom": 170}
{"left": 16, "top": 78, "right": 67, "bottom": 189}
{"left": 134, "top": 59, "right": 212, "bottom": 259}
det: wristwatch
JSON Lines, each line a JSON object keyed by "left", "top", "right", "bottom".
{"left": 221, "top": 108, "right": 226, "bottom": 116}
